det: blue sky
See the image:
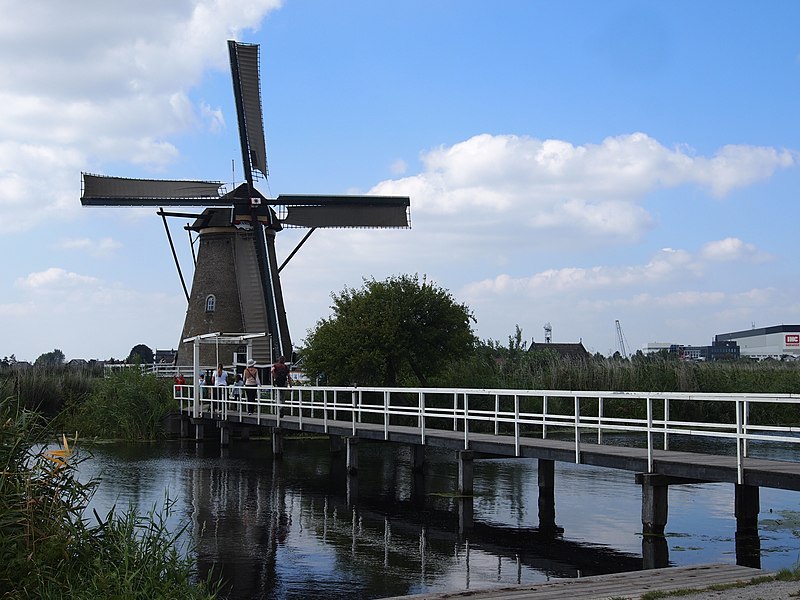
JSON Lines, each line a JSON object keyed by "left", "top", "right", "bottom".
{"left": 2, "top": 0, "right": 799, "bottom": 362}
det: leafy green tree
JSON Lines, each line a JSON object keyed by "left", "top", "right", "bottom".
{"left": 34, "top": 349, "right": 65, "bottom": 367}
{"left": 128, "top": 344, "right": 154, "bottom": 364}
{"left": 302, "top": 274, "right": 476, "bottom": 386}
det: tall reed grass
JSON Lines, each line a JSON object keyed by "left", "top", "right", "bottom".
{"left": 0, "top": 396, "right": 217, "bottom": 599}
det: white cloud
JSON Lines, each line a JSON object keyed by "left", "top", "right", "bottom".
{"left": 16, "top": 267, "right": 98, "bottom": 290}
{"left": 370, "top": 133, "right": 796, "bottom": 243}
{"left": 7, "top": 266, "right": 185, "bottom": 360}
{"left": 462, "top": 247, "right": 699, "bottom": 300}
{"left": 0, "top": 0, "right": 283, "bottom": 233}
{"left": 58, "top": 237, "right": 123, "bottom": 258}
{"left": 390, "top": 158, "right": 407, "bottom": 175}
{"left": 700, "top": 237, "right": 770, "bottom": 262}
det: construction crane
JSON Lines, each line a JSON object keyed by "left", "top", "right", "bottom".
{"left": 615, "top": 319, "right": 630, "bottom": 359}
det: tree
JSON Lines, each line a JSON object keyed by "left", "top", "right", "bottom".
{"left": 127, "top": 344, "right": 154, "bottom": 364}
{"left": 302, "top": 274, "right": 476, "bottom": 386}
{"left": 34, "top": 349, "right": 65, "bottom": 367}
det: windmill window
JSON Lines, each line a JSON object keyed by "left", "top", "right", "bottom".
{"left": 205, "top": 295, "right": 216, "bottom": 312}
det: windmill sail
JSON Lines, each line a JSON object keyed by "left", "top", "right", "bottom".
{"left": 228, "top": 41, "right": 268, "bottom": 180}
{"left": 81, "top": 174, "right": 224, "bottom": 206}
{"left": 282, "top": 199, "right": 410, "bottom": 228}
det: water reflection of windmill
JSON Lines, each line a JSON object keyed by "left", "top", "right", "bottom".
{"left": 81, "top": 41, "right": 411, "bottom": 365}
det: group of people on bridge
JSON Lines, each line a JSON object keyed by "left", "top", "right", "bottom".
{"left": 174, "top": 356, "right": 292, "bottom": 404}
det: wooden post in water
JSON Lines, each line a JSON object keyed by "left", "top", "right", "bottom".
{"left": 346, "top": 437, "right": 359, "bottom": 474}
{"left": 735, "top": 484, "right": 761, "bottom": 568}
{"left": 638, "top": 473, "right": 670, "bottom": 569}
{"left": 457, "top": 450, "right": 475, "bottom": 531}
{"left": 218, "top": 422, "right": 230, "bottom": 447}
{"left": 271, "top": 428, "right": 283, "bottom": 457}
{"left": 538, "top": 459, "right": 557, "bottom": 532}
{"left": 458, "top": 450, "right": 474, "bottom": 495}
{"left": 637, "top": 473, "right": 668, "bottom": 535}
{"left": 412, "top": 444, "right": 425, "bottom": 472}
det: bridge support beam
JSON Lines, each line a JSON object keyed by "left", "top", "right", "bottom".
{"left": 347, "top": 472, "right": 359, "bottom": 506}
{"left": 412, "top": 444, "right": 425, "bottom": 473}
{"left": 735, "top": 484, "right": 761, "bottom": 568}
{"left": 180, "top": 417, "right": 190, "bottom": 439}
{"left": 637, "top": 473, "right": 668, "bottom": 536}
{"left": 346, "top": 437, "right": 359, "bottom": 474}
{"left": 271, "top": 428, "right": 283, "bottom": 457}
{"left": 194, "top": 422, "right": 205, "bottom": 442}
{"left": 458, "top": 497, "right": 474, "bottom": 532}
{"left": 458, "top": 450, "right": 474, "bottom": 496}
{"left": 538, "top": 459, "right": 557, "bottom": 532}
{"left": 330, "top": 434, "right": 343, "bottom": 453}
{"left": 218, "top": 422, "right": 230, "bottom": 447}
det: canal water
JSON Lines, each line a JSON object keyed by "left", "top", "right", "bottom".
{"left": 79, "top": 436, "right": 800, "bottom": 599}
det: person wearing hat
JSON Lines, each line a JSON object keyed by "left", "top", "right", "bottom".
{"left": 243, "top": 359, "right": 260, "bottom": 407}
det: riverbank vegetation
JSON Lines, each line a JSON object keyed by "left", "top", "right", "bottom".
{"left": 0, "top": 396, "right": 217, "bottom": 599}
{"left": 0, "top": 365, "right": 174, "bottom": 440}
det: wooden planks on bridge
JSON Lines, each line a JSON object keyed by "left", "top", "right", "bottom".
{"left": 381, "top": 564, "right": 765, "bottom": 599}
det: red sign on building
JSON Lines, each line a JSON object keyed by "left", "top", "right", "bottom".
{"left": 786, "top": 334, "right": 800, "bottom": 347}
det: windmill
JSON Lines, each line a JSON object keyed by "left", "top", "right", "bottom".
{"left": 81, "top": 41, "right": 410, "bottom": 366}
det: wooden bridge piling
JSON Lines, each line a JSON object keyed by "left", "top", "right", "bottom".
{"left": 538, "top": 458, "right": 557, "bottom": 532}
{"left": 346, "top": 437, "right": 359, "bottom": 474}
{"left": 271, "top": 427, "right": 283, "bottom": 456}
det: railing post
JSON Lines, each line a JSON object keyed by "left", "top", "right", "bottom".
{"left": 494, "top": 394, "right": 500, "bottom": 435}
{"left": 542, "top": 395, "right": 548, "bottom": 439}
{"left": 736, "top": 398, "right": 744, "bottom": 485}
{"left": 574, "top": 395, "right": 581, "bottom": 463}
{"left": 646, "top": 397, "right": 653, "bottom": 472}
{"left": 743, "top": 400, "right": 749, "bottom": 458}
{"left": 597, "top": 397, "right": 604, "bottom": 445}
{"left": 514, "top": 394, "right": 520, "bottom": 457}
{"left": 453, "top": 393, "right": 458, "bottom": 431}
{"left": 420, "top": 392, "right": 426, "bottom": 445}
{"left": 297, "top": 389, "right": 303, "bottom": 430}
{"left": 351, "top": 391, "right": 357, "bottom": 436}
{"left": 323, "top": 390, "right": 328, "bottom": 433}
{"left": 663, "top": 397, "right": 670, "bottom": 451}
{"left": 384, "top": 391, "right": 390, "bottom": 441}
{"left": 275, "top": 385, "right": 280, "bottom": 428}
{"left": 463, "top": 393, "right": 470, "bottom": 449}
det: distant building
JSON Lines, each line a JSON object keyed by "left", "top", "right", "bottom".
{"left": 670, "top": 340, "right": 739, "bottom": 361}
{"left": 715, "top": 325, "right": 800, "bottom": 360}
{"left": 154, "top": 349, "right": 177, "bottom": 364}
{"left": 643, "top": 342, "right": 672, "bottom": 355}
{"left": 529, "top": 342, "right": 590, "bottom": 359}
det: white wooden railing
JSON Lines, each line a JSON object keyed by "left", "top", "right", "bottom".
{"left": 175, "top": 385, "right": 800, "bottom": 484}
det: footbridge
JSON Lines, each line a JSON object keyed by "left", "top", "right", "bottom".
{"left": 175, "top": 384, "right": 800, "bottom": 568}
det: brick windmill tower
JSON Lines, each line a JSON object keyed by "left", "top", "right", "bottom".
{"left": 81, "top": 41, "right": 410, "bottom": 366}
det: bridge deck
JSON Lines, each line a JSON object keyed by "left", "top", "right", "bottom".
{"left": 195, "top": 410, "right": 800, "bottom": 491}
{"left": 380, "top": 564, "right": 767, "bottom": 599}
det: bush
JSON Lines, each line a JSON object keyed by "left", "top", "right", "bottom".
{"left": 64, "top": 369, "right": 175, "bottom": 441}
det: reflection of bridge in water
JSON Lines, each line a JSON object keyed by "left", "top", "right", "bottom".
{"left": 177, "top": 385, "right": 800, "bottom": 578}
{"left": 181, "top": 442, "right": 644, "bottom": 599}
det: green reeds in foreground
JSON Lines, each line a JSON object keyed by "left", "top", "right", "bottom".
{"left": 0, "top": 396, "right": 217, "bottom": 599}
